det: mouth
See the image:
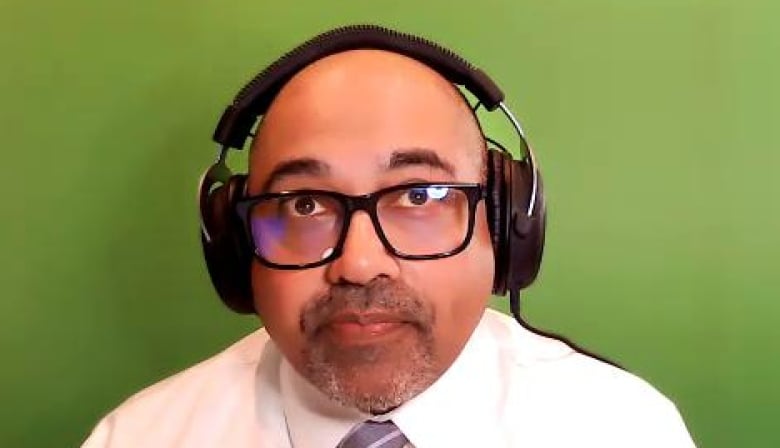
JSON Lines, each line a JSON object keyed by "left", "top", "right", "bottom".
{"left": 319, "top": 311, "right": 414, "bottom": 343}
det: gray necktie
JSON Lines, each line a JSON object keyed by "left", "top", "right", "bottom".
{"left": 337, "top": 420, "right": 409, "bottom": 448}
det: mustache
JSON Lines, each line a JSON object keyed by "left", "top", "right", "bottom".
{"left": 300, "top": 278, "right": 433, "bottom": 337}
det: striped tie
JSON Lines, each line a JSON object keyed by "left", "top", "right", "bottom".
{"left": 337, "top": 420, "right": 409, "bottom": 448}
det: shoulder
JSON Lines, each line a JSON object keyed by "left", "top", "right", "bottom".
{"left": 482, "top": 309, "right": 696, "bottom": 447}
{"left": 112, "top": 328, "right": 273, "bottom": 414}
{"left": 82, "top": 329, "right": 286, "bottom": 447}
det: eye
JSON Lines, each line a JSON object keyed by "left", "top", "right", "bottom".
{"left": 282, "top": 196, "right": 325, "bottom": 217}
{"left": 407, "top": 188, "right": 429, "bottom": 206}
{"left": 398, "top": 186, "right": 450, "bottom": 207}
{"left": 295, "top": 197, "right": 316, "bottom": 215}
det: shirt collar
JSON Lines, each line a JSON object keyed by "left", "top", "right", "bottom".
{"left": 280, "top": 358, "right": 368, "bottom": 448}
{"left": 388, "top": 309, "right": 508, "bottom": 446}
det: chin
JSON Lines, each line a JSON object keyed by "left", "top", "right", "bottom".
{"left": 302, "top": 332, "right": 440, "bottom": 413}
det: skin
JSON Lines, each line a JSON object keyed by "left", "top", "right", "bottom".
{"left": 247, "top": 49, "right": 494, "bottom": 414}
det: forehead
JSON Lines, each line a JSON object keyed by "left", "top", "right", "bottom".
{"left": 247, "top": 50, "right": 482, "bottom": 193}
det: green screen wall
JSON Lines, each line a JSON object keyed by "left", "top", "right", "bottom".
{"left": 2, "top": 0, "right": 778, "bottom": 446}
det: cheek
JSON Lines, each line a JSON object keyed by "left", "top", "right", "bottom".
{"left": 402, "top": 205, "right": 495, "bottom": 351}
{"left": 251, "top": 263, "right": 326, "bottom": 364}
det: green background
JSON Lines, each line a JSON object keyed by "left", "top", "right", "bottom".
{"left": 2, "top": 0, "right": 778, "bottom": 446}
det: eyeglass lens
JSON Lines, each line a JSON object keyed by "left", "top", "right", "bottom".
{"left": 248, "top": 185, "right": 471, "bottom": 266}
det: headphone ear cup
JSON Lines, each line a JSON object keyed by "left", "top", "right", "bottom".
{"left": 505, "top": 159, "right": 546, "bottom": 291}
{"left": 486, "top": 149, "right": 510, "bottom": 295}
{"left": 200, "top": 174, "right": 256, "bottom": 314}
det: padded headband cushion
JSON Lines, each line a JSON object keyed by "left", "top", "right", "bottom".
{"left": 214, "top": 24, "right": 505, "bottom": 149}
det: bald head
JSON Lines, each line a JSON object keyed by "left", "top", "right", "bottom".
{"left": 249, "top": 49, "right": 486, "bottom": 189}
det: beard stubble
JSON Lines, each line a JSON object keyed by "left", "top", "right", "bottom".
{"left": 299, "top": 277, "right": 439, "bottom": 414}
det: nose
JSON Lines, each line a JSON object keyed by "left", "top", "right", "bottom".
{"left": 325, "top": 211, "right": 401, "bottom": 285}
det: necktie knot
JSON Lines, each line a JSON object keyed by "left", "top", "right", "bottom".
{"left": 337, "top": 420, "right": 409, "bottom": 448}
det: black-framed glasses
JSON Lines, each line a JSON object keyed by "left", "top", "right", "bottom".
{"left": 235, "top": 182, "right": 485, "bottom": 270}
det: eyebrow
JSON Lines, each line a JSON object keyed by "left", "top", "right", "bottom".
{"left": 386, "top": 148, "right": 456, "bottom": 177}
{"left": 260, "top": 148, "right": 454, "bottom": 193}
{"left": 261, "top": 157, "right": 331, "bottom": 192}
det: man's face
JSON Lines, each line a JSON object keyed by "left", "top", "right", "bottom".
{"left": 247, "top": 50, "right": 494, "bottom": 414}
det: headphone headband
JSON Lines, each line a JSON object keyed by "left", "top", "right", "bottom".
{"left": 213, "top": 24, "right": 505, "bottom": 149}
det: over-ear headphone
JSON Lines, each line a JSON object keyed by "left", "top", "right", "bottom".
{"left": 198, "top": 24, "right": 546, "bottom": 315}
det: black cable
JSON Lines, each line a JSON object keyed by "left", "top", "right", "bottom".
{"left": 510, "top": 289, "right": 522, "bottom": 322}
{"left": 508, "top": 289, "right": 624, "bottom": 370}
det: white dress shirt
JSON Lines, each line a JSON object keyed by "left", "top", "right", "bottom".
{"left": 83, "top": 309, "right": 696, "bottom": 447}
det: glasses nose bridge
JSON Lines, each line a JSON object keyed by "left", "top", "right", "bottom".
{"left": 348, "top": 193, "right": 377, "bottom": 213}
{"left": 341, "top": 192, "right": 385, "bottom": 237}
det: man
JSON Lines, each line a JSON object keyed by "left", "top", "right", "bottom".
{"left": 84, "top": 26, "right": 696, "bottom": 447}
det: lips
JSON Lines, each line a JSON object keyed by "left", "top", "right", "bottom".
{"left": 329, "top": 311, "right": 406, "bottom": 325}
{"left": 321, "top": 311, "right": 411, "bottom": 341}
